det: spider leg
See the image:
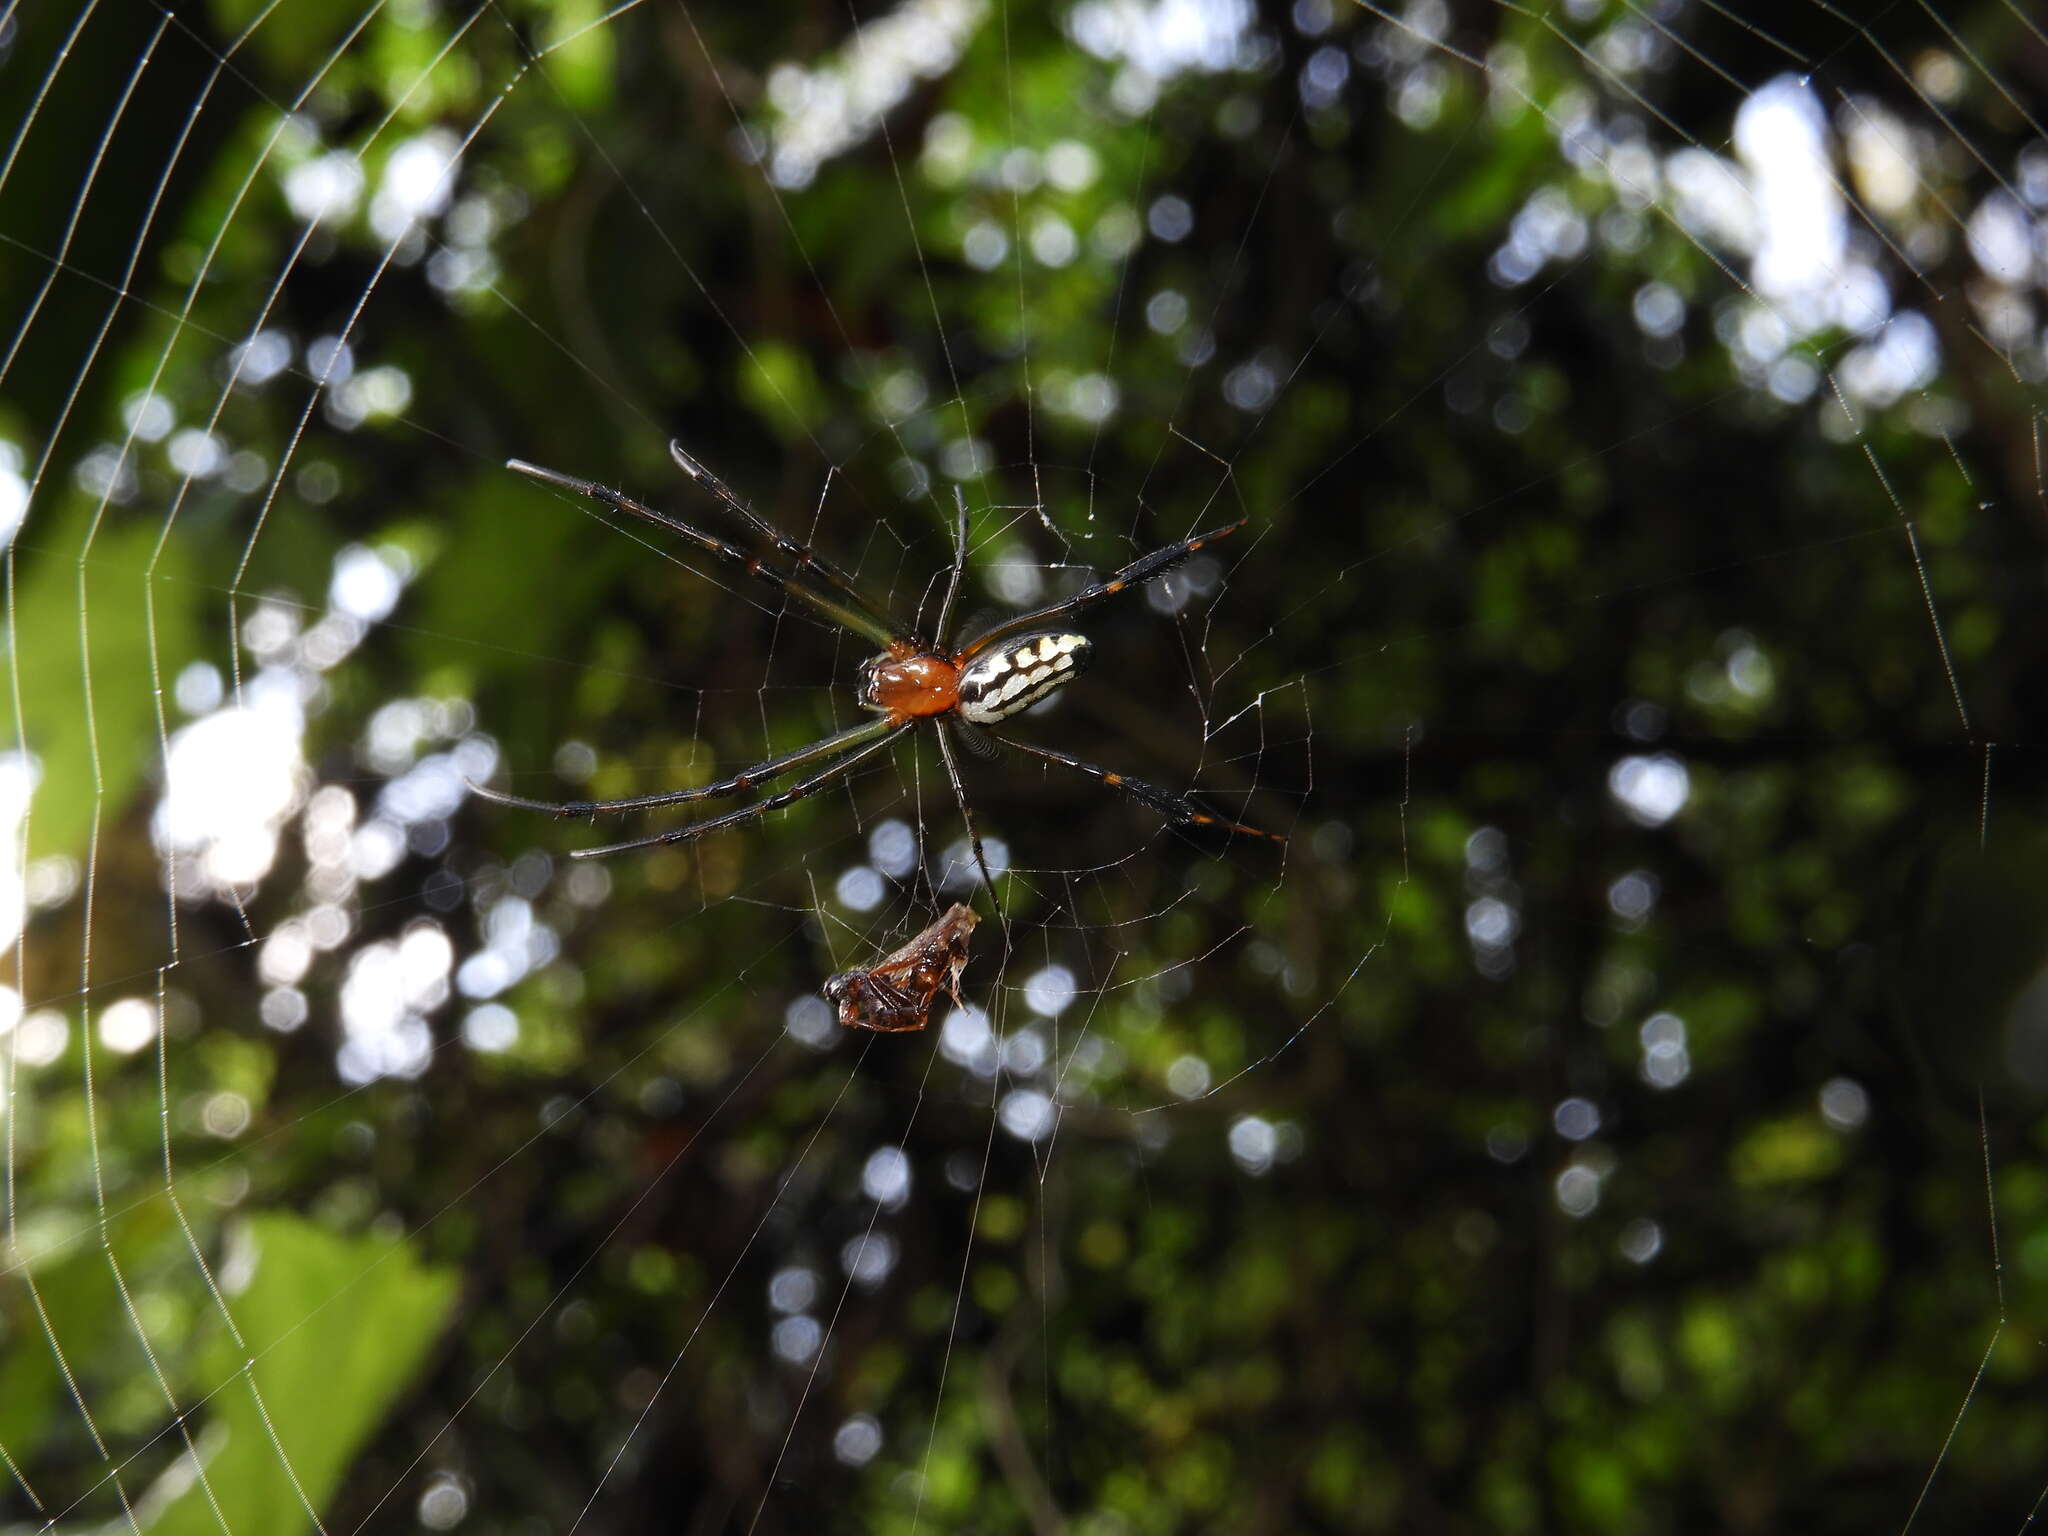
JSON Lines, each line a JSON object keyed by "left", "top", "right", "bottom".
{"left": 950, "top": 717, "right": 1002, "bottom": 760}
{"left": 568, "top": 722, "right": 911, "bottom": 859}
{"left": 470, "top": 715, "right": 902, "bottom": 818}
{"left": 936, "top": 719, "right": 1007, "bottom": 916}
{"left": 995, "top": 736, "right": 1287, "bottom": 844}
{"left": 941, "top": 948, "right": 971, "bottom": 1008}
{"left": 955, "top": 517, "right": 1248, "bottom": 662}
{"left": 506, "top": 456, "right": 907, "bottom": 652}
{"left": 668, "top": 442, "right": 912, "bottom": 648}
{"left": 935, "top": 484, "right": 969, "bottom": 648}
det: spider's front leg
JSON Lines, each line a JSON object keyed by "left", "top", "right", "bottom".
{"left": 572, "top": 723, "right": 910, "bottom": 859}
{"left": 469, "top": 716, "right": 903, "bottom": 820}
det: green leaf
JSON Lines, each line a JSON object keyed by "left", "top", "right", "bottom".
{"left": 13, "top": 513, "right": 200, "bottom": 863}
{"left": 145, "top": 1213, "right": 458, "bottom": 1535}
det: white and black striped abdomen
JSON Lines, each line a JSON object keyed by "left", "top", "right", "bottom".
{"left": 957, "top": 632, "right": 1091, "bottom": 726}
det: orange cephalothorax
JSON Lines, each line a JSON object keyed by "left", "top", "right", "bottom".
{"left": 858, "top": 651, "right": 961, "bottom": 719}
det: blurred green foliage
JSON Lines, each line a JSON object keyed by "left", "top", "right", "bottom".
{"left": 3, "top": 0, "right": 2048, "bottom": 1532}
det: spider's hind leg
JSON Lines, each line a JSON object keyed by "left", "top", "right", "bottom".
{"left": 995, "top": 736, "right": 1288, "bottom": 845}
{"left": 952, "top": 720, "right": 1002, "bottom": 760}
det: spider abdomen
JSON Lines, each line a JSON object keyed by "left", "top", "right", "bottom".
{"left": 956, "top": 631, "right": 1091, "bottom": 725}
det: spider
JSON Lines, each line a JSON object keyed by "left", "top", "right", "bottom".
{"left": 474, "top": 441, "right": 1286, "bottom": 873}
{"left": 824, "top": 902, "right": 979, "bottom": 1034}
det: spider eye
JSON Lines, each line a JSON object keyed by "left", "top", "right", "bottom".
{"left": 855, "top": 659, "right": 885, "bottom": 711}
